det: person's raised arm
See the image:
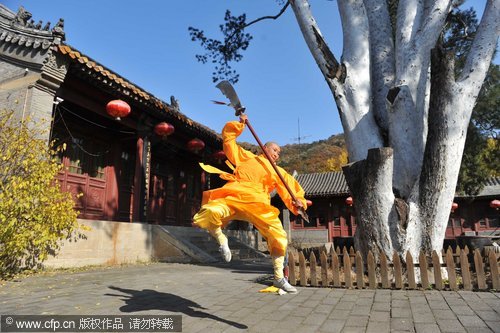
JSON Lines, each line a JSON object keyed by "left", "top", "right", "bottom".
{"left": 222, "top": 114, "right": 254, "bottom": 165}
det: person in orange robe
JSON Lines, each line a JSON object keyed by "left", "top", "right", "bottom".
{"left": 193, "top": 114, "right": 307, "bottom": 293}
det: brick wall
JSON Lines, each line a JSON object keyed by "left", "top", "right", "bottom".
{"left": 0, "top": 61, "right": 32, "bottom": 114}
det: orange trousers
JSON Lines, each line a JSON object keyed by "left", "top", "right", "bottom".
{"left": 192, "top": 198, "right": 288, "bottom": 257}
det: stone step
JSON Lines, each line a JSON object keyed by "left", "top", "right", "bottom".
{"left": 158, "top": 225, "right": 268, "bottom": 262}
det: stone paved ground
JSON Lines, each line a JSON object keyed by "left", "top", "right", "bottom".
{"left": 0, "top": 260, "right": 499, "bottom": 333}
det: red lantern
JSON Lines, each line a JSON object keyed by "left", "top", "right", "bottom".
{"left": 154, "top": 122, "right": 175, "bottom": 137}
{"left": 106, "top": 99, "right": 131, "bottom": 120}
{"left": 212, "top": 150, "right": 226, "bottom": 161}
{"left": 306, "top": 200, "right": 313, "bottom": 207}
{"left": 345, "top": 196, "right": 353, "bottom": 206}
{"left": 490, "top": 199, "right": 500, "bottom": 209}
{"left": 187, "top": 138, "right": 205, "bottom": 153}
{"left": 451, "top": 202, "right": 459, "bottom": 212}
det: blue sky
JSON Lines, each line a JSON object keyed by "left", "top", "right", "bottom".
{"left": 4, "top": 0, "right": 496, "bottom": 146}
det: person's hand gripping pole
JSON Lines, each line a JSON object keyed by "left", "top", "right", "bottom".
{"left": 215, "top": 81, "right": 309, "bottom": 222}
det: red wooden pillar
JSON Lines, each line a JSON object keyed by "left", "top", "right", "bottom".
{"left": 103, "top": 143, "right": 120, "bottom": 220}
{"left": 327, "top": 221, "right": 333, "bottom": 242}
{"left": 340, "top": 216, "right": 347, "bottom": 237}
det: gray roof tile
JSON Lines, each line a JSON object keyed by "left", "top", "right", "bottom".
{"left": 296, "top": 171, "right": 350, "bottom": 197}
{"left": 472, "top": 177, "right": 500, "bottom": 197}
{"left": 296, "top": 173, "right": 499, "bottom": 199}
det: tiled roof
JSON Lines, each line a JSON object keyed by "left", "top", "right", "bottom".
{"left": 0, "top": 5, "right": 64, "bottom": 50}
{"left": 1, "top": 4, "right": 221, "bottom": 144}
{"left": 55, "top": 44, "right": 222, "bottom": 143}
{"left": 481, "top": 177, "right": 500, "bottom": 196}
{"left": 296, "top": 172, "right": 499, "bottom": 199}
{"left": 0, "top": 28, "right": 52, "bottom": 49}
{"left": 296, "top": 171, "right": 350, "bottom": 197}
{"left": 456, "top": 177, "right": 500, "bottom": 198}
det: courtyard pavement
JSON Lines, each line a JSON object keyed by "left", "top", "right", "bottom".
{"left": 0, "top": 260, "right": 498, "bottom": 333}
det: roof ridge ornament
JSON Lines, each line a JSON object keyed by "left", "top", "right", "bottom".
{"left": 8, "top": 6, "right": 65, "bottom": 43}
{"left": 12, "top": 6, "right": 32, "bottom": 27}
{"left": 51, "top": 18, "right": 65, "bottom": 43}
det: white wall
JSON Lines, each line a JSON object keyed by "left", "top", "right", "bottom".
{"left": 43, "top": 219, "right": 187, "bottom": 268}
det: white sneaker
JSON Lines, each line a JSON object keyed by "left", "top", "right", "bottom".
{"left": 219, "top": 243, "right": 231, "bottom": 262}
{"left": 273, "top": 278, "right": 297, "bottom": 293}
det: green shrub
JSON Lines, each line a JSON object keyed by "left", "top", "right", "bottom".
{"left": 0, "top": 110, "right": 83, "bottom": 277}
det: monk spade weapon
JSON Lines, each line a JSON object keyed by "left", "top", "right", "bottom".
{"left": 215, "top": 80, "right": 309, "bottom": 223}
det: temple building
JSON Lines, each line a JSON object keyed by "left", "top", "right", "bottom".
{"left": 1, "top": 4, "right": 226, "bottom": 227}
{"left": 1, "top": 5, "right": 497, "bottom": 266}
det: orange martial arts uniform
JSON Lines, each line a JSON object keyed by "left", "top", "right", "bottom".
{"left": 193, "top": 120, "right": 307, "bottom": 279}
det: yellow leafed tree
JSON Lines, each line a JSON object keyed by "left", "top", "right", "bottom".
{"left": 0, "top": 110, "right": 84, "bottom": 277}
{"left": 326, "top": 150, "right": 348, "bottom": 171}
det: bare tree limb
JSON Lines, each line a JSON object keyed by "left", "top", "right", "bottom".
{"left": 459, "top": 0, "right": 500, "bottom": 88}
{"left": 416, "top": 0, "right": 453, "bottom": 50}
{"left": 289, "top": 0, "right": 342, "bottom": 85}
{"left": 396, "top": 0, "right": 425, "bottom": 61}
{"left": 312, "top": 26, "right": 345, "bottom": 82}
{"left": 225, "top": 1, "right": 290, "bottom": 42}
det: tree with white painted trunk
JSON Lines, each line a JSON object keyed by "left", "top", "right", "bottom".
{"left": 190, "top": 0, "right": 499, "bottom": 261}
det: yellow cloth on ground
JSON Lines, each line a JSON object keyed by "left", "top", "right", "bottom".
{"left": 193, "top": 121, "right": 307, "bottom": 257}
{"left": 259, "top": 286, "right": 280, "bottom": 293}
{"left": 259, "top": 286, "right": 287, "bottom": 295}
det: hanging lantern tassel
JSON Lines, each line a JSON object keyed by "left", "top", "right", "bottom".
{"left": 187, "top": 138, "right": 205, "bottom": 153}
{"left": 106, "top": 99, "right": 131, "bottom": 120}
{"left": 154, "top": 122, "right": 175, "bottom": 137}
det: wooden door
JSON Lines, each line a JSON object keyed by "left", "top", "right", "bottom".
{"left": 116, "top": 145, "right": 135, "bottom": 221}
{"left": 57, "top": 136, "right": 110, "bottom": 219}
{"left": 183, "top": 171, "right": 202, "bottom": 226}
{"left": 148, "top": 161, "right": 178, "bottom": 225}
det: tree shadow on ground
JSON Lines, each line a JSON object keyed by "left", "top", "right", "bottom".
{"left": 106, "top": 286, "right": 247, "bottom": 329}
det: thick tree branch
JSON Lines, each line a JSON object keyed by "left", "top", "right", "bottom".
{"left": 337, "top": 0, "right": 370, "bottom": 69}
{"left": 389, "top": 1, "right": 451, "bottom": 198}
{"left": 419, "top": 44, "right": 457, "bottom": 250}
{"left": 416, "top": 0, "right": 452, "bottom": 50}
{"left": 312, "top": 26, "right": 345, "bottom": 82}
{"left": 396, "top": 0, "right": 425, "bottom": 59}
{"left": 289, "top": 0, "right": 342, "bottom": 85}
{"left": 364, "top": 0, "right": 395, "bottom": 135}
{"left": 459, "top": 0, "right": 500, "bottom": 88}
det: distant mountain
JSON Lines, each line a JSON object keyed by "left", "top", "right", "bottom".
{"left": 238, "top": 133, "right": 348, "bottom": 174}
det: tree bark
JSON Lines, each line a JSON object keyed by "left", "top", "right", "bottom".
{"left": 290, "top": 0, "right": 384, "bottom": 162}
{"left": 343, "top": 148, "right": 398, "bottom": 260}
{"left": 288, "top": 0, "right": 499, "bottom": 264}
{"left": 417, "top": 45, "right": 459, "bottom": 254}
